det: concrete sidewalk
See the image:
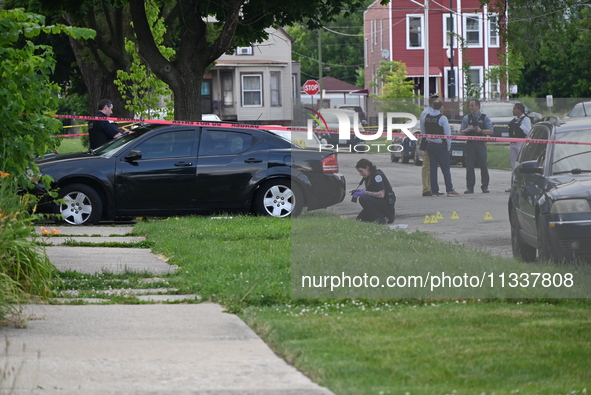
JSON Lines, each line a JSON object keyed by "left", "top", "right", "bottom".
{"left": 0, "top": 225, "right": 334, "bottom": 395}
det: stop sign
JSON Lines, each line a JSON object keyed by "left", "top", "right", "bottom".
{"left": 303, "top": 80, "right": 320, "bottom": 96}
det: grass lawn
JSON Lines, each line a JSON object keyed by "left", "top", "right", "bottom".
{"left": 128, "top": 213, "right": 591, "bottom": 395}
{"left": 57, "top": 136, "right": 86, "bottom": 153}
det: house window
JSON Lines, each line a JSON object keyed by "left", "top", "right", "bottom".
{"left": 236, "top": 46, "right": 253, "bottom": 55}
{"left": 407, "top": 15, "right": 423, "bottom": 49}
{"left": 464, "top": 14, "right": 482, "bottom": 47}
{"left": 222, "top": 72, "right": 233, "bottom": 107}
{"left": 489, "top": 76, "right": 500, "bottom": 99}
{"left": 443, "top": 15, "right": 456, "bottom": 48}
{"left": 241, "top": 74, "right": 262, "bottom": 106}
{"left": 271, "top": 72, "right": 281, "bottom": 107}
{"left": 488, "top": 14, "right": 499, "bottom": 47}
{"left": 465, "top": 67, "right": 482, "bottom": 97}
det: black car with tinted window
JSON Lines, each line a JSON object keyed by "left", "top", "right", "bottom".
{"left": 35, "top": 124, "right": 346, "bottom": 225}
{"left": 509, "top": 118, "right": 591, "bottom": 262}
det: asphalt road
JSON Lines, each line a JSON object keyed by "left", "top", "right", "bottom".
{"left": 325, "top": 152, "right": 514, "bottom": 258}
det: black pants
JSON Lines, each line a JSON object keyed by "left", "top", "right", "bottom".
{"left": 357, "top": 195, "right": 395, "bottom": 223}
{"left": 464, "top": 141, "right": 489, "bottom": 191}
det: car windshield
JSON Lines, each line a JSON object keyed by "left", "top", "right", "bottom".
{"left": 320, "top": 111, "right": 359, "bottom": 125}
{"left": 481, "top": 104, "right": 513, "bottom": 117}
{"left": 567, "top": 102, "right": 591, "bottom": 118}
{"left": 552, "top": 130, "right": 591, "bottom": 173}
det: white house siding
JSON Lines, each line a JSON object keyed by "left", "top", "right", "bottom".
{"left": 212, "top": 27, "right": 296, "bottom": 124}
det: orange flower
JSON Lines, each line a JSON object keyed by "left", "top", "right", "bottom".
{"left": 0, "top": 171, "right": 10, "bottom": 178}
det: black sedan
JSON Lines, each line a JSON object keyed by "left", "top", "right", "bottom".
{"left": 509, "top": 118, "right": 591, "bottom": 262}
{"left": 35, "top": 124, "right": 346, "bottom": 225}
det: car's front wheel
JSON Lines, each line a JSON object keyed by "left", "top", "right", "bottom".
{"left": 537, "top": 216, "right": 553, "bottom": 262}
{"left": 254, "top": 180, "right": 303, "bottom": 218}
{"left": 57, "top": 184, "right": 103, "bottom": 225}
{"left": 510, "top": 207, "right": 536, "bottom": 262}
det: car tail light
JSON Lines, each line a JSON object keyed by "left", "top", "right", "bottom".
{"left": 322, "top": 154, "right": 339, "bottom": 173}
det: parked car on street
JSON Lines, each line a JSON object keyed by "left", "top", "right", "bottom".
{"left": 316, "top": 108, "right": 365, "bottom": 147}
{"left": 509, "top": 117, "right": 591, "bottom": 262}
{"left": 480, "top": 101, "right": 542, "bottom": 137}
{"left": 34, "top": 123, "right": 346, "bottom": 225}
{"left": 337, "top": 105, "right": 368, "bottom": 126}
{"left": 563, "top": 101, "right": 591, "bottom": 119}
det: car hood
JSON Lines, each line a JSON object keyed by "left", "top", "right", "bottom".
{"left": 548, "top": 174, "right": 591, "bottom": 200}
{"left": 37, "top": 151, "right": 98, "bottom": 166}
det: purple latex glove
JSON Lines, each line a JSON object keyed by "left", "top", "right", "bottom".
{"left": 352, "top": 189, "right": 366, "bottom": 198}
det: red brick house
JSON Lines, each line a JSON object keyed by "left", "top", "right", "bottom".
{"left": 364, "top": 0, "right": 506, "bottom": 103}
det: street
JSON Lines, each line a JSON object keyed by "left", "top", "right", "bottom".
{"left": 326, "top": 152, "right": 514, "bottom": 258}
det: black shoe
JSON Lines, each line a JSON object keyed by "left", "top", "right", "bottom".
{"left": 432, "top": 192, "right": 444, "bottom": 196}
{"left": 482, "top": 189, "right": 490, "bottom": 193}
{"left": 422, "top": 191, "right": 432, "bottom": 196}
{"left": 377, "top": 217, "right": 387, "bottom": 225}
{"left": 464, "top": 189, "right": 474, "bottom": 194}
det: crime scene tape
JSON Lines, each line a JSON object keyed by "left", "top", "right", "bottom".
{"left": 52, "top": 114, "right": 591, "bottom": 146}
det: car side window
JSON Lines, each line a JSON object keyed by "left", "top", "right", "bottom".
{"left": 134, "top": 130, "right": 194, "bottom": 160}
{"left": 518, "top": 125, "right": 549, "bottom": 164}
{"left": 199, "top": 130, "right": 253, "bottom": 156}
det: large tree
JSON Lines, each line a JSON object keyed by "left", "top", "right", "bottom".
{"left": 7, "top": 0, "right": 370, "bottom": 120}
{"left": 127, "top": 0, "right": 369, "bottom": 120}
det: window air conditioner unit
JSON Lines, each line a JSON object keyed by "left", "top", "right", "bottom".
{"left": 237, "top": 47, "right": 252, "bottom": 55}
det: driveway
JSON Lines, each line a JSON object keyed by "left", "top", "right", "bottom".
{"left": 326, "top": 152, "right": 513, "bottom": 258}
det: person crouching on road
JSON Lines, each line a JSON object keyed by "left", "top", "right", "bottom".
{"left": 351, "top": 158, "right": 396, "bottom": 225}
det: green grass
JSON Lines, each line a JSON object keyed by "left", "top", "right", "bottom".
{"left": 487, "top": 144, "right": 512, "bottom": 170}
{"left": 57, "top": 137, "right": 86, "bottom": 154}
{"left": 126, "top": 212, "right": 591, "bottom": 394}
{"left": 242, "top": 301, "right": 591, "bottom": 395}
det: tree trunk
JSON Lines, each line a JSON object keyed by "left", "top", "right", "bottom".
{"left": 169, "top": 70, "right": 203, "bottom": 121}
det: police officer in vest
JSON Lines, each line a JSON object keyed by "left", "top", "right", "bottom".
{"left": 508, "top": 102, "right": 532, "bottom": 169}
{"left": 460, "top": 99, "right": 493, "bottom": 194}
{"left": 424, "top": 98, "right": 461, "bottom": 196}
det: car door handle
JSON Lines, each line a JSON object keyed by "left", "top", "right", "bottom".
{"left": 244, "top": 158, "right": 263, "bottom": 163}
{"left": 174, "top": 161, "right": 193, "bottom": 167}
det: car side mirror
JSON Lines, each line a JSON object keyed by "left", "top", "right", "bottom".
{"left": 124, "top": 150, "right": 142, "bottom": 162}
{"left": 518, "top": 160, "right": 543, "bottom": 174}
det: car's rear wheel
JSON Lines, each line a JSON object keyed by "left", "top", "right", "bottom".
{"left": 401, "top": 155, "right": 410, "bottom": 164}
{"left": 510, "top": 207, "right": 536, "bottom": 262}
{"left": 254, "top": 180, "right": 303, "bottom": 218}
{"left": 57, "top": 184, "right": 103, "bottom": 225}
{"left": 391, "top": 155, "right": 400, "bottom": 163}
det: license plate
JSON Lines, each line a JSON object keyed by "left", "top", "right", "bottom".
{"left": 452, "top": 150, "right": 463, "bottom": 157}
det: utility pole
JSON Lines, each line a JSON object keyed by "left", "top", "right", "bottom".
{"left": 318, "top": 28, "right": 323, "bottom": 109}
{"left": 449, "top": 0, "right": 455, "bottom": 120}
{"left": 423, "top": 0, "right": 430, "bottom": 106}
